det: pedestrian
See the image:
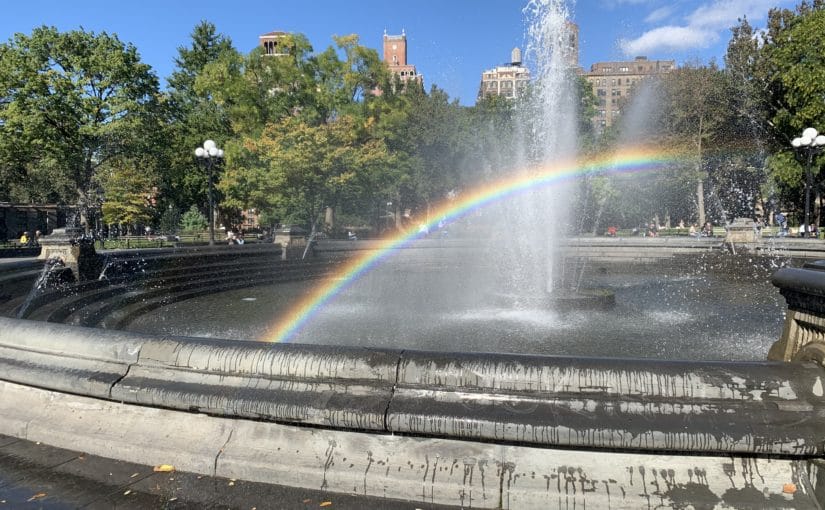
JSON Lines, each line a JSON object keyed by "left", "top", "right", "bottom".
{"left": 775, "top": 212, "right": 787, "bottom": 236}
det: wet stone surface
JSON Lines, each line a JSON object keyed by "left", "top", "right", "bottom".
{"left": 0, "top": 435, "right": 456, "bottom": 509}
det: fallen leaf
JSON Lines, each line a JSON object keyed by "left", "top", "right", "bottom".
{"left": 783, "top": 483, "right": 797, "bottom": 494}
{"left": 123, "top": 490, "right": 132, "bottom": 496}
{"left": 130, "top": 473, "right": 139, "bottom": 478}
{"left": 320, "top": 502, "right": 332, "bottom": 507}
{"left": 27, "top": 493, "right": 46, "bottom": 502}
{"left": 303, "top": 499, "right": 312, "bottom": 504}
{"left": 228, "top": 481, "right": 235, "bottom": 486}
{"left": 169, "top": 497, "right": 178, "bottom": 502}
{"left": 153, "top": 464, "right": 175, "bottom": 472}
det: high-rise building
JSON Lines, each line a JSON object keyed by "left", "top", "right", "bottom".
{"left": 565, "top": 21, "right": 579, "bottom": 68}
{"left": 583, "top": 56, "right": 675, "bottom": 129}
{"left": 477, "top": 47, "right": 531, "bottom": 102}
{"left": 382, "top": 30, "right": 422, "bottom": 87}
{"left": 259, "top": 31, "right": 291, "bottom": 57}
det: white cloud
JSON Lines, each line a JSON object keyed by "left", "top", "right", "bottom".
{"left": 601, "top": 0, "right": 651, "bottom": 8}
{"left": 620, "top": 25, "right": 718, "bottom": 56}
{"left": 644, "top": 6, "right": 675, "bottom": 24}
{"left": 620, "top": 0, "right": 779, "bottom": 57}
{"left": 687, "top": 0, "right": 776, "bottom": 28}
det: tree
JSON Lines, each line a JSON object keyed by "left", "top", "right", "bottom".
{"left": 764, "top": 5, "right": 825, "bottom": 226}
{"left": 0, "top": 26, "right": 160, "bottom": 229}
{"left": 657, "top": 64, "right": 731, "bottom": 225}
{"left": 163, "top": 21, "right": 235, "bottom": 216}
{"left": 179, "top": 205, "right": 208, "bottom": 232}
{"left": 168, "top": 21, "right": 234, "bottom": 95}
{"left": 99, "top": 158, "right": 157, "bottom": 229}
{"left": 221, "top": 115, "right": 392, "bottom": 235}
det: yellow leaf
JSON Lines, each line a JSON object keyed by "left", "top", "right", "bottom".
{"left": 27, "top": 493, "right": 47, "bottom": 502}
{"left": 320, "top": 502, "right": 332, "bottom": 507}
{"left": 153, "top": 464, "right": 175, "bottom": 472}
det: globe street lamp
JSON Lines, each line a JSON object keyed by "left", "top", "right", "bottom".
{"left": 791, "top": 127, "right": 825, "bottom": 238}
{"left": 194, "top": 140, "right": 224, "bottom": 245}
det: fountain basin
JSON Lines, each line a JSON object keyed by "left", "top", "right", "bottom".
{"left": 547, "top": 287, "right": 615, "bottom": 311}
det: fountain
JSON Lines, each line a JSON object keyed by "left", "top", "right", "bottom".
{"left": 2, "top": 1, "right": 825, "bottom": 507}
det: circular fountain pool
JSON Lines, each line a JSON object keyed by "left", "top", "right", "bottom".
{"left": 124, "top": 248, "right": 785, "bottom": 362}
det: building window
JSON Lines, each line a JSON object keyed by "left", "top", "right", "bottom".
{"left": 611, "top": 79, "right": 616, "bottom": 86}
{"left": 596, "top": 89, "right": 606, "bottom": 96}
{"left": 619, "top": 66, "right": 629, "bottom": 72}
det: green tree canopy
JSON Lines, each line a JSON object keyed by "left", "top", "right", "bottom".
{"left": 0, "top": 26, "right": 160, "bottom": 228}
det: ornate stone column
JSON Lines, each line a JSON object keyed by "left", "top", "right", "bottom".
{"left": 769, "top": 260, "right": 825, "bottom": 364}
{"left": 37, "top": 228, "right": 100, "bottom": 281}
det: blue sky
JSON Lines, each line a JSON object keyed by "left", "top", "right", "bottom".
{"left": 1, "top": 0, "right": 794, "bottom": 105}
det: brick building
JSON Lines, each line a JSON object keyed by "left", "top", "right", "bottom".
{"left": 382, "top": 30, "right": 422, "bottom": 88}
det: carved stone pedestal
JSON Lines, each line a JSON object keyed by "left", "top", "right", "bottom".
{"left": 769, "top": 260, "right": 825, "bottom": 364}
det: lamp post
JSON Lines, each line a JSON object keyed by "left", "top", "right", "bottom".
{"left": 791, "top": 128, "right": 825, "bottom": 238}
{"left": 194, "top": 140, "right": 224, "bottom": 245}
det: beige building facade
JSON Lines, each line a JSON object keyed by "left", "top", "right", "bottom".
{"left": 583, "top": 56, "right": 675, "bottom": 129}
{"left": 259, "top": 31, "right": 292, "bottom": 57}
{"left": 477, "top": 47, "right": 531, "bottom": 101}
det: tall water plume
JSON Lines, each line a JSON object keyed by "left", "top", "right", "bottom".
{"left": 485, "top": 0, "right": 578, "bottom": 298}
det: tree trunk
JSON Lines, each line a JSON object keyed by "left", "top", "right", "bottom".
{"left": 324, "top": 206, "right": 335, "bottom": 231}
{"left": 696, "top": 118, "right": 706, "bottom": 227}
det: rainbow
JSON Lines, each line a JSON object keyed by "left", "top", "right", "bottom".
{"left": 264, "top": 147, "right": 679, "bottom": 343}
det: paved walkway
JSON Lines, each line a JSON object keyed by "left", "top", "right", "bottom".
{"left": 0, "top": 435, "right": 453, "bottom": 509}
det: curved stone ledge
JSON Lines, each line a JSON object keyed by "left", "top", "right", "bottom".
{"left": 390, "top": 352, "right": 825, "bottom": 454}
{"left": 1, "top": 318, "right": 825, "bottom": 456}
{"left": 113, "top": 337, "right": 400, "bottom": 430}
{"left": 0, "top": 380, "right": 819, "bottom": 509}
{"left": 0, "top": 317, "right": 140, "bottom": 398}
